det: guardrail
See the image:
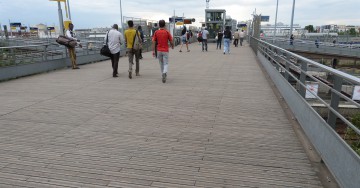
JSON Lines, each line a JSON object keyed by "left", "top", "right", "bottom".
{"left": 0, "top": 38, "right": 109, "bottom": 81}
{"left": 250, "top": 36, "right": 360, "bottom": 188}
{"left": 263, "top": 37, "right": 360, "bottom": 59}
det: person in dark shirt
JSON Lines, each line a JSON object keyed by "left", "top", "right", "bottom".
{"left": 216, "top": 31, "right": 224, "bottom": 49}
{"left": 223, "top": 26, "right": 232, "bottom": 54}
{"left": 137, "top": 25, "right": 144, "bottom": 59}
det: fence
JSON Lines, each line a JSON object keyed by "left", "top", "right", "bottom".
{"left": 250, "top": 36, "right": 360, "bottom": 188}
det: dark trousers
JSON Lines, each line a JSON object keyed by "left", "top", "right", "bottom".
{"left": 110, "top": 52, "right": 120, "bottom": 76}
{"left": 234, "top": 39, "right": 239, "bottom": 47}
{"left": 217, "top": 39, "right": 222, "bottom": 49}
{"left": 202, "top": 39, "right": 208, "bottom": 51}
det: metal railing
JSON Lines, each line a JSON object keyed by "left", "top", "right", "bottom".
{"left": 0, "top": 38, "right": 105, "bottom": 68}
{"left": 250, "top": 36, "right": 360, "bottom": 188}
{"left": 262, "top": 37, "right": 360, "bottom": 59}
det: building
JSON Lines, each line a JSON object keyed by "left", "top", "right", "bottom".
{"left": 205, "top": 9, "right": 226, "bottom": 39}
{"left": 260, "top": 22, "right": 302, "bottom": 37}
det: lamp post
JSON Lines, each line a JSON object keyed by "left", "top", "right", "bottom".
{"left": 273, "top": 0, "right": 279, "bottom": 42}
{"left": 120, "top": 0, "right": 124, "bottom": 35}
{"left": 67, "top": 0, "right": 71, "bottom": 20}
{"left": 57, "top": 1, "right": 64, "bottom": 35}
{"left": 289, "top": 0, "right": 295, "bottom": 37}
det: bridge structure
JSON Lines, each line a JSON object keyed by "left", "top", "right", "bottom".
{"left": 0, "top": 25, "right": 360, "bottom": 187}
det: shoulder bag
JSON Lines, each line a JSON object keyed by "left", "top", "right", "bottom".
{"left": 100, "top": 31, "right": 111, "bottom": 57}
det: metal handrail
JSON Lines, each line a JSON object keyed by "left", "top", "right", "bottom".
{"left": 258, "top": 37, "right": 360, "bottom": 85}
{"left": 260, "top": 45, "right": 360, "bottom": 136}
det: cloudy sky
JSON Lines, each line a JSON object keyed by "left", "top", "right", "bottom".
{"left": 0, "top": 0, "right": 359, "bottom": 29}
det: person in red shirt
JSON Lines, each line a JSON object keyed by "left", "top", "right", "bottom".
{"left": 152, "top": 20, "right": 174, "bottom": 83}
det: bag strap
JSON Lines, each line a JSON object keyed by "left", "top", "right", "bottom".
{"left": 106, "top": 31, "right": 109, "bottom": 46}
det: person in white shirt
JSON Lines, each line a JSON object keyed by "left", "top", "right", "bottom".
{"left": 105, "top": 24, "right": 123, "bottom": 77}
{"left": 239, "top": 30, "right": 245, "bottom": 46}
{"left": 65, "top": 23, "right": 82, "bottom": 69}
{"left": 201, "top": 27, "right": 209, "bottom": 52}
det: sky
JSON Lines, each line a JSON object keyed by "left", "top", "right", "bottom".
{"left": 0, "top": 0, "right": 359, "bottom": 29}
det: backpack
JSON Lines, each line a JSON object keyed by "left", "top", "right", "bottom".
{"left": 132, "top": 30, "right": 142, "bottom": 50}
{"left": 197, "top": 32, "right": 203, "bottom": 42}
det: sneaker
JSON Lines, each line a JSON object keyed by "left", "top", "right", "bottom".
{"left": 72, "top": 67, "right": 80, "bottom": 69}
{"left": 179, "top": 50, "right": 182, "bottom": 52}
{"left": 128, "top": 72, "right": 132, "bottom": 79}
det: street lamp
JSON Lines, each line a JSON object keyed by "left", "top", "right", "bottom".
{"left": 120, "top": 0, "right": 124, "bottom": 35}
{"left": 273, "top": 0, "right": 279, "bottom": 42}
{"left": 289, "top": 0, "right": 295, "bottom": 37}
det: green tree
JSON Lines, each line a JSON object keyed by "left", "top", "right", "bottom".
{"left": 305, "top": 25, "right": 315, "bottom": 33}
{"left": 349, "top": 28, "right": 356, "bottom": 36}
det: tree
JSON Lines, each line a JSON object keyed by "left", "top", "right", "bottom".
{"left": 305, "top": 25, "right": 315, "bottom": 33}
{"left": 349, "top": 28, "right": 356, "bottom": 36}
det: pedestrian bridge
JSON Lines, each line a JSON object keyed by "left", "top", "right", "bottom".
{"left": 0, "top": 38, "right": 359, "bottom": 187}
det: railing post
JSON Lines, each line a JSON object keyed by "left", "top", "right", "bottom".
{"left": 43, "top": 45, "right": 48, "bottom": 61}
{"left": 285, "top": 61, "right": 290, "bottom": 81}
{"left": 327, "top": 75, "right": 343, "bottom": 129}
{"left": 299, "top": 60, "right": 308, "bottom": 98}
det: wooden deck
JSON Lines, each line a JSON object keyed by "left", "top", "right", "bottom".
{"left": 0, "top": 43, "right": 325, "bottom": 187}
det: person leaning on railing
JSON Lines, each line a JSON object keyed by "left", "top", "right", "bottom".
{"left": 66, "top": 23, "right": 82, "bottom": 69}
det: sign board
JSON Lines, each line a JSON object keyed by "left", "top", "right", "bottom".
{"left": 184, "top": 19, "right": 192, "bottom": 24}
{"left": 169, "top": 17, "right": 184, "bottom": 22}
{"left": 237, "top": 24, "right": 247, "bottom": 27}
{"left": 261, "top": 16, "right": 270, "bottom": 22}
{"left": 10, "top": 22, "right": 21, "bottom": 30}
{"left": 352, "top": 86, "right": 360, "bottom": 100}
{"left": 305, "top": 83, "right": 319, "bottom": 99}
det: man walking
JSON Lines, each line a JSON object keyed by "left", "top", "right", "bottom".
{"left": 152, "top": 20, "right": 174, "bottom": 83}
{"left": 65, "top": 23, "right": 82, "bottom": 69}
{"left": 233, "top": 29, "right": 240, "bottom": 47}
{"left": 201, "top": 27, "right": 209, "bottom": 52}
{"left": 239, "top": 30, "right": 245, "bottom": 46}
{"left": 124, "top": 20, "right": 142, "bottom": 79}
{"left": 137, "top": 25, "right": 144, "bottom": 59}
{"left": 105, "top": 24, "right": 123, "bottom": 77}
{"left": 216, "top": 30, "right": 223, "bottom": 49}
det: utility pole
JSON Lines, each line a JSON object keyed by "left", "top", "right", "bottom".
{"left": 57, "top": 1, "right": 64, "bottom": 35}
{"left": 206, "top": 0, "right": 210, "bottom": 9}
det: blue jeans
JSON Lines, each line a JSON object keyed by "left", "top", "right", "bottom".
{"left": 157, "top": 51, "right": 169, "bottom": 74}
{"left": 224, "top": 38, "right": 230, "bottom": 53}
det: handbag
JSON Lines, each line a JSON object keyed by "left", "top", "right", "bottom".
{"left": 100, "top": 31, "right": 111, "bottom": 57}
{"left": 56, "top": 35, "right": 77, "bottom": 48}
